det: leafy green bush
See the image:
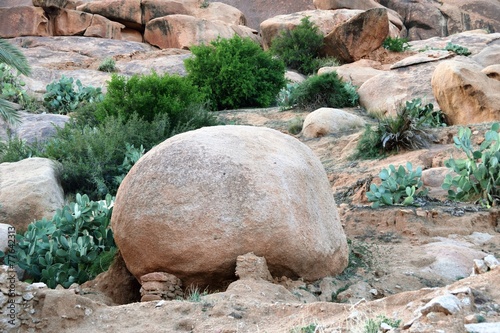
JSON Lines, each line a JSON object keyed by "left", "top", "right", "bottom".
{"left": 44, "top": 76, "right": 103, "bottom": 114}
{"left": 98, "top": 57, "right": 116, "bottom": 72}
{"left": 41, "top": 114, "right": 170, "bottom": 199}
{"left": 0, "top": 136, "right": 41, "bottom": 163}
{"left": 287, "top": 117, "right": 303, "bottom": 135}
{"left": 0, "top": 64, "right": 29, "bottom": 105}
{"left": 95, "top": 72, "right": 211, "bottom": 125}
{"left": 445, "top": 42, "right": 471, "bottom": 56}
{"left": 270, "top": 16, "right": 324, "bottom": 75}
{"left": 286, "top": 72, "right": 359, "bottom": 110}
{"left": 366, "top": 162, "right": 428, "bottom": 208}
{"left": 352, "top": 99, "right": 437, "bottom": 159}
{"left": 382, "top": 37, "right": 410, "bottom": 52}
{"left": 185, "top": 35, "right": 286, "bottom": 110}
{"left": 442, "top": 123, "right": 499, "bottom": 207}
{"left": 0, "top": 194, "right": 115, "bottom": 288}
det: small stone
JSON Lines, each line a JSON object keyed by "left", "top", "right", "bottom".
{"left": 484, "top": 255, "right": 499, "bottom": 269}
{"left": 474, "top": 259, "right": 489, "bottom": 274}
{"left": 155, "top": 300, "right": 166, "bottom": 307}
{"left": 420, "top": 294, "right": 462, "bottom": 315}
{"left": 22, "top": 292, "right": 34, "bottom": 301}
{"left": 464, "top": 314, "right": 478, "bottom": 324}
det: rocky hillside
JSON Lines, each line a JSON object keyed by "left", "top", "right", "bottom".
{"left": 0, "top": 1, "right": 500, "bottom": 333}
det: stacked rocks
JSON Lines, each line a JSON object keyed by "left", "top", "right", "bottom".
{"left": 139, "top": 272, "right": 184, "bottom": 302}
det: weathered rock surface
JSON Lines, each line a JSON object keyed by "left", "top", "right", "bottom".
{"left": 0, "top": 158, "right": 64, "bottom": 231}
{"left": 0, "top": 6, "right": 50, "bottom": 38}
{"left": 432, "top": 58, "right": 500, "bottom": 125}
{"left": 53, "top": 9, "right": 93, "bottom": 36}
{"left": 318, "top": 59, "right": 385, "bottom": 87}
{"left": 112, "top": 125, "right": 349, "bottom": 289}
{"left": 323, "top": 8, "right": 389, "bottom": 63}
{"left": 302, "top": 107, "right": 366, "bottom": 138}
{"left": 77, "top": 0, "right": 143, "bottom": 28}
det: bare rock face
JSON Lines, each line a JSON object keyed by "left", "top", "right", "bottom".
{"left": 302, "top": 107, "right": 366, "bottom": 138}
{"left": 77, "top": 0, "right": 142, "bottom": 28}
{"left": 84, "top": 13, "right": 125, "bottom": 39}
{"left": 144, "top": 14, "right": 258, "bottom": 50}
{"left": 53, "top": 9, "right": 93, "bottom": 36}
{"left": 32, "top": 0, "right": 68, "bottom": 8}
{"left": 141, "top": 0, "right": 194, "bottom": 23}
{"left": 112, "top": 125, "right": 349, "bottom": 290}
{"left": 431, "top": 58, "right": 500, "bottom": 125}
{"left": 0, "top": 158, "right": 64, "bottom": 231}
{"left": 193, "top": 1, "right": 246, "bottom": 26}
{"left": 235, "top": 252, "right": 273, "bottom": 281}
{"left": 0, "top": 6, "right": 50, "bottom": 38}
{"left": 323, "top": 8, "right": 389, "bottom": 63}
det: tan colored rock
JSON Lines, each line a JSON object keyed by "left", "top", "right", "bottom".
{"left": 32, "top": 0, "right": 68, "bottom": 8}
{"left": 121, "top": 28, "right": 142, "bottom": 42}
{"left": 0, "top": 158, "right": 64, "bottom": 231}
{"left": 260, "top": 9, "right": 362, "bottom": 50}
{"left": 314, "top": 0, "right": 383, "bottom": 11}
{"left": 318, "top": 59, "right": 385, "bottom": 87}
{"left": 0, "top": 6, "right": 50, "bottom": 38}
{"left": 53, "top": 9, "right": 93, "bottom": 36}
{"left": 112, "top": 125, "right": 349, "bottom": 290}
{"left": 302, "top": 107, "right": 365, "bottom": 138}
{"left": 144, "top": 14, "right": 256, "bottom": 50}
{"left": 193, "top": 2, "right": 246, "bottom": 25}
{"left": 440, "top": 0, "right": 500, "bottom": 36}
{"left": 235, "top": 253, "right": 273, "bottom": 281}
{"left": 84, "top": 14, "right": 125, "bottom": 39}
{"left": 482, "top": 64, "right": 500, "bottom": 82}
{"left": 77, "top": 0, "right": 142, "bottom": 28}
{"left": 431, "top": 58, "right": 500, "bottom": 125}
{"left": 323, "top": 8, "right": 389, "bottom": 63}
{"left": 141, "top": 0, "right": 196, "bottom": 24}
{"left": 472, "top": 45, "right": 500, "bottom": 67}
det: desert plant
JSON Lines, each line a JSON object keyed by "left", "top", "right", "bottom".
{"left": 288, "top": 117, "right": 303, "bottom": 135}
{"left": 0, "top": 193, "right": 116, "bottom": 288}
{"left": 404, "top": 98, "right": 447, "bottom": 127}
{"left": 98, "top": 57, "right": 116, "bottom": 72}
{"left": 290, "top": 323, "right": 318, "bottom": 333}
{"left": 287, "top": 72, "right": 359, "bottom": 110}
{"left": 113, "top": 143, "right": 145, "bottom": 186}
{"left": 270, "top": 16, "right": 324, "bottom": 75}
{"left": 366, "top": 162, "right": 428, "bottom": 207}
{"left": 44, "top": 76, "right": 103, "bottom": 114}
{"left": 0, "top": 136, "right": 41, "bottom": 163}
{"left": 364, "top": 315, "right": 401, "bottom": 333}
{"left": 0, "top": 38, "right": 31, "bottom": 125}
{"left": 442, "top": 123, "right": 500, "bottom": 207}
{"left": 445, "top": 42, "right": 471, "bottom": 56}
{"left": 95, "top": 72, "right": 211, "bottom": 125}
{"left": 382, "top": 36, "right": 410, "bottom": 52}
{"left": 185, "top": 34, "right": 286, "bottom": 110}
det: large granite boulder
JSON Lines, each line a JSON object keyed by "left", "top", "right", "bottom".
{"left": 112, "top": 125, "right": 349, "bottom": 289}
{"left": 0, "top": 158, "right": 64, "bottom": 231}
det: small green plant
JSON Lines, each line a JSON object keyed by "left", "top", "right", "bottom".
{"left": 185, "top": 34, "right": 286, "bottom": 110}
{"left": 382, "top": 36, "right": 410, "bottom": 52}
{"left": 276, "top": 82, "right": 298, "bottom": 111}
{"left": 0, "top": 194, "right": 116, "bottom": 288}
{"left": 287, "top": 72, "right": 359, "bottom": 110}
{"left": 445, "top": 42, "right": 471, "bottom": 56}
{"left": 44, "top": 76, "right": 103, "bottom": 114}
{"left": 404, "top": 98, "right": 447, "bottom": 127}
{"left": 113, "top": 143, "right": 145, "bottom": 186}
{"left": 288, "top": 116, "right": 303, "bottom": 135}
{"left": 336, "top": 239, "right": 376, "bottom": 281}
{"left": 185, "top": 286, "right": 208, "bottom": 302}
{"left": 291, "top": 323, "right": 318, "bottom": 333}
{"left": 366, "top": 162, "right": 428, "bottom": 208}
{"left": 364, "top": 315, "right": 401, "bottom": 333}
{"left": 200, "top": 0, "right": 209, "bottom": 8}
{"left": 98, "top": 57, "right": 116, "bottom": 72}
{"left": 270, "top": 16, "right": 324, "bottom": 75}
{"left": 442, "top": 123, "right": 500, "bottom": 207}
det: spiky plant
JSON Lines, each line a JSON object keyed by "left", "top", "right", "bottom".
{"left": 0, "top": 38, "right": 31, "bottom": 125}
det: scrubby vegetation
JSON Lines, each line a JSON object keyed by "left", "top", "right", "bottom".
{"left": 44, "top": 76, "right": 103, "bottom": 114}
{"left": 284, "top": 72, "right": 359, "bottom": 110}
{"left": 98, "top": 57, "right": 116, "bottom": 72}
{"left": 352, "top": 99, "right": 445, "bottom": 160}
{"left": 382, "top": 36, "right": 410, "bottom": 52}
{"left": 443, "top": 123, "right": 500, "bottom": 207}
{"left": 185, "top": 35, "right": 286, "bottom": 110}
{"left": 270, "top": 16, "right": 324, "bottom": 75}
{"left": 0, "top": 194, "right": 116, "bottom": 288}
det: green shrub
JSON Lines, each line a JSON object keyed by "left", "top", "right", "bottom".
{"left": 0, "top": 194, "right": 115, "bottom": 288}
{"left": 270, "top": 16, "right": 324, "bottom": 75}
{"left": 382, "top": 37, "right": 410, "bottom": 52}
{"left": 287, "top": 117, "right": 303, "bottom": 135}
{"left": 445, "top": 42, "right": 471, "bottom": 56}
{"left": 287, "top": 72, "right": 359, "bottom": 110}
{"left": 95, "top": 72, "right": 211, "bottom": 125}
{"left": 442, "top": 123, "right": 500, "bottom": 207}
{"left": 0, "top": 136, "right": 41, "bottom": 163}
{"left": 364, "top": 316, "right": 401, "bottom": 333}
{"left": 185, "top": 35, "right": 286, "bottom": 110}
{"left": 44, "top": 76, "right": 103, "bottom": 114}
{"left": 98, "top": 57, "right": 116, "bottom": 72}
{"left": 0, "top": 64, "right": 29, "bottom": 105}
{"left": 41, "top": 114, "right": 170, "bottom": 199}
{"left": 366, "top": 162, "right": 428, "bottom": 208}
{"left": 353, "top": 99, "right": 437, "bottom": 159}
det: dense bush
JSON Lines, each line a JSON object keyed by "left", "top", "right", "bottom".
{"left": 0, "top": 194, "right": 116, "bottom": 288}
{"left": 185, "top": 35, "right": 286, "bottom": 110}
{"left": 270, "top": 16, "right": 324, "bottom": 75}
{"left": 286, "top": 72, "right": 359, "bottom": 110}
{"left": 352, "top": 98, "right": 439, "bottom": 159}
{"left": 0, "top": 136, "right": 41, "bottom": 163}
{"left": 98, "top": 57, "right": 116, "bottom": 72}
{"left": 366, "top": 162, "right": 428, "bottom": 208}
{"left": 44, "top": 76, "right": 103, "bottom": 114}
{"left": 95, "top": 72, "right": 210, "bottom": 124}
{"left": 442, "top": 123, "right": 499, "bottom": 207}
{"left": 382, "top": 37, "right": 410, "bottom": 52}
{"left": 41, "top": 113, "right": 171, "bottom": 199}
